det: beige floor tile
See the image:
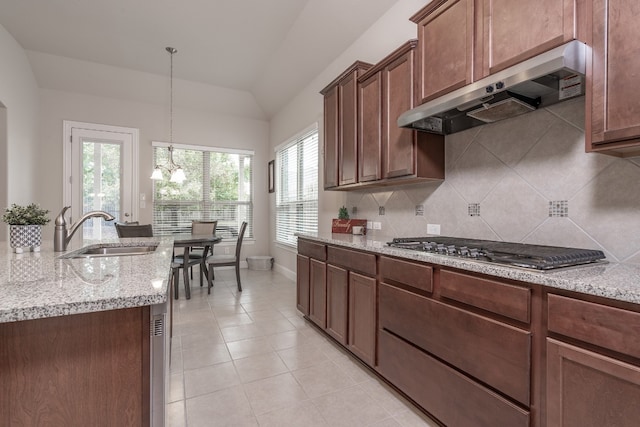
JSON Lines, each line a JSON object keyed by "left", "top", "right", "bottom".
{"left": 277, "top": 342, "right": 331, "bottom": 371}
{"left": 370, "top": 418, "right": 403, "bottom": 427}
{"left": 331, "top": 354, "right": 377, "bottom": 384}
{"left": 167, "top": 400, "right": 186, "bottom": 427}
{"left": 168, "top": 372, "right": 185, "bottom": 403}
{"left": 359, "top": 379, "right": 414, "bottom": 416}
{"left": 393, "top": 408, "right": 440, "bottom": 426}
{"left": 185, "top": 385, "right": 257, "bottom": 427}
{"left": 247, "top": 309, "right": 286, "bottom": 322}
{"left": 170, "top": 347, "right": 184, "bottom": 373}
{"left": 180, "top": 329, "right": 225, "bottom": 350}
{"left": 183, "top": 361, "right": 241, "bottom": 398}
{"left": 227, "top": 336, "right": 274, "bottom": 360}
{"left": 256, "top": 401, "right": 328, "bottom": 427}
{"left": 182, "top": 343, "right": 231, "bottom": 370}
{"left": 233, "top": 352, "right": 289, "bottom": 383}
{"left": 312, "top": 385, "right": 392, "bottom": 427}
{"left": 242, "top": 372, "right": 310, "bottom": 415}
{"left": 221, "top": 323, "right": 265, "bottom": 342}
{"left": 256, "top": 318, "right": 297, "bottom": 335}
{"left": 215, "top": 312, "right": 255, "bottom": 328}
{"left": 292, "top": 360, "right": 357, "bottom": 398}
{"left": 265, "top": 330, "right": 313, "bottom": 351}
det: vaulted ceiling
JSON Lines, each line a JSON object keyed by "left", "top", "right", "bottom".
{"left": 0, "top": 0, "right": 399, "bottom": 117}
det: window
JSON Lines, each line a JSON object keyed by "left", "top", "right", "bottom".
{"left": 152, "top": 143, "right": 253, "bottom": 240}
{"left": 275, "top": 125, "right": 318, "bottom": 247}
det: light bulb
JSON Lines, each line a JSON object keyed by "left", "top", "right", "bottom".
{"left": 170, "top": 168, "right": 186, "bottom": 183}
{"left": 150, "top": 168, "right": 164, "bottom": 180}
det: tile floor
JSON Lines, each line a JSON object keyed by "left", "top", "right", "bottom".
{"left": 168, "top": 267, "right": 439, "bottom": 426}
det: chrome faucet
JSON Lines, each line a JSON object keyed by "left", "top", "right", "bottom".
{"left": 54, "top": 206, "right": 116, "bottom": 251}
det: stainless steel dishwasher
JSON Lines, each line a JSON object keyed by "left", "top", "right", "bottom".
{"left": 150, "top": 288, "right": 170, "bottom": 426}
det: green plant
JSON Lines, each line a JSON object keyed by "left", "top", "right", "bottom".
{"left": 2, "top": 203, "right": 51, "bottom": 225}
{"left": 338, "top": 206, "right": 350, "bottom": 220}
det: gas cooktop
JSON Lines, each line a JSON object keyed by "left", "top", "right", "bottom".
{"left": 387, "top": 236, "right": 606, "bottom": 270}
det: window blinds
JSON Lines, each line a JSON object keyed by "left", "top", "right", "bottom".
{"left": 275, "top": 127, "right": 319, "bottom": 246}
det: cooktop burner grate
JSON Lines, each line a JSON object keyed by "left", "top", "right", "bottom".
{"left": 387, "top": 236, "right": 606, "bottom": 270}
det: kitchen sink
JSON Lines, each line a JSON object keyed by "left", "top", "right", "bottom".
{"left": 61, "top": 244, "right": 158, "bottom": 259}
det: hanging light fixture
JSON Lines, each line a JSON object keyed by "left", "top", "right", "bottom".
{"left": 151, "top": 46, "right": 186, "bottom": 183}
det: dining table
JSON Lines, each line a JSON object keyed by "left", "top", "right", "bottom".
{"left": 172, "top": 233, "right": 222, "bottom": 299}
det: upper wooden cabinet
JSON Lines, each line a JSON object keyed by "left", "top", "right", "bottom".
{"left": 586, "top": 0, "right": 640, "bottom": 156}
{"left": 357, "top": 41, "right": 445, "bottom": 185}
{"left": 411, "top": 0, "right": 583, "bottom": 104}
{"left": 321, "top": 61, "right": 372, "bottom": 189}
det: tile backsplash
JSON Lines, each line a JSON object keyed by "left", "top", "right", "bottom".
{"left": 345, "top": 97, "right": 640, "bottom": 264}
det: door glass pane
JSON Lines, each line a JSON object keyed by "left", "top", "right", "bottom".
{"left": 82, "top": 140, "right": 121, "bottom": 239}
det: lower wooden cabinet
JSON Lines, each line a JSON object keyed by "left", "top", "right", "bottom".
{"left": 348, "top": 272, "right": 376, "bottom": 366}
{"left": 547, "top": 339, "right": 640, "bottom": 427}
{"left": 308, "top": 258, "right": 327, "bottom": 328}
{"left": 326, "top": 264, "right": 348, "bottom": 344}
{"left": 296, "top": 254, "right": 310, "bottom": 315}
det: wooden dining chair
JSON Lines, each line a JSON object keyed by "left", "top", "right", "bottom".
{"left": 206, "top": 221, "right": 247, "bottom": 293}
{"left": 182, "top": 220, "right": 218, "bottom": 285}
{"left": 115, "top": 223, "right": 153, "bottom": 237}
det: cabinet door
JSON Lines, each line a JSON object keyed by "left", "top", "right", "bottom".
{"left": 414, "top": 0, "right": 474, "bottom": 103}
{"left": 348, "top": 272, "right": 376, "bottom": 366}
{"left": 383, "top": 47, "right": 417, "bottom": 179}
{"left": 326, "top": 265, "right": 348, "bottom": 344}
{"left": 308, "top": 259, "right": 327, "bottom": 328}
{"left": 339, "top": 72, "right": 359, "bottom": 186}
{"left": 480, "top": 0, "right": 577, "bottom": 76}
{"left": 547, "top": 339, "right": 640, "bottom": 427}
{"left": 358, "top": 72, "right": 382, "bottom": 183}
{"left": 323, "top": 85, "right": 340, "bottom": 188}
{"left": 296, "top": 254, "right": 310, "bottom": 315}
{"left": 588, "top": 0, "right": 640, "bottom": 155}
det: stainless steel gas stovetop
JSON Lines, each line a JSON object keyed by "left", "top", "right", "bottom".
{"left": 387, "top": 236, "right": 606, "bottom": 270}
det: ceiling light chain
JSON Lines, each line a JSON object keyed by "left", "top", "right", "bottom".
{"left": 150, "top": 46, "right": 186, "bottom": 183}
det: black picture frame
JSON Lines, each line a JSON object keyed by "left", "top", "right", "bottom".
{"left": 268, "top": 160, "right": 275, "bottom": 193}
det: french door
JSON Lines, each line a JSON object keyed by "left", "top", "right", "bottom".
{"left": 63, "top": 121, "right": 139, "bottom": 240}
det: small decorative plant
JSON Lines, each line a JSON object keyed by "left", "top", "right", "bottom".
{"left": 2, "top": 203, "right": 51, "bottom": 225}
{"left": 338, "top": 206, "right": 350, "bottom": 220}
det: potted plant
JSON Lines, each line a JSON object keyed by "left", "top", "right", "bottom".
{"left": 331, "top": 206, "right": 367, "bottom": 234}
{"left": 2, "top": 203, "right": 50, "bottom": 253}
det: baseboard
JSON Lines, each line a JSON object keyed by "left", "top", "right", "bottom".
{"left": 274, "top": 263, "right": 295, "bottom": 282}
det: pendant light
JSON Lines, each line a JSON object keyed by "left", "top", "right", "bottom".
{"left": 151, "top": 46, "right": 186, "bottom": 183}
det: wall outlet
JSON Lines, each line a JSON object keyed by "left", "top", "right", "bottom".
{"left": 427, "top": 223, "right": 441, "bottom": 235}
{"left": 367, "top": 221, "right": 373, "bottom": 229}
{"left": 373, "top": 221, "right": 382, "bottom": 230}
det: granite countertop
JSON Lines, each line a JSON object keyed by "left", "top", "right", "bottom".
{"left": 298, "top": 233, "right": 640, "bottom": 305}
{"left": 0, "top": 237, "right": 175, "bottom": 323}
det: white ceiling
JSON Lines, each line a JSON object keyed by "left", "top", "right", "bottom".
{"left": 0, "top": 0, "right": 399, "bottom": 117}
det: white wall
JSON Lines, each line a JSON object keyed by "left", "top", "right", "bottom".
{"left": 0, "top": 24, "right": 40, "bottom": 241}
{"left": 35, "top": 88, "right": 271, "bottom": 257}
{"left": 268, "top": 0, "right": 430, "bottom": 275}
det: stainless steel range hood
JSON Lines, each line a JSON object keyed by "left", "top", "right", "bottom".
{"left": 398, "top": 41, "right": 587, "bottom": 135}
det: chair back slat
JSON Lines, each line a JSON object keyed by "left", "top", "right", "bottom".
{"left": 191, "top": 220, "right": 217, "bottom": 235}
{"left": 235, "top": 221, "right": 248, "bottom": 259}
{"left": 115, "top": 223, "right": 154, "bottom": 237}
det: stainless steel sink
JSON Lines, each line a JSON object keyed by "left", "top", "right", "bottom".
{"left": 61, "top": 244, "right": 158, "bottom": 259}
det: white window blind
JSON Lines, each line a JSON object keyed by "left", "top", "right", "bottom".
{"left": 276, "top": 126, "right": 318, "bottom": 246}
{"left": 152, "top": 144, "right": 253, "bottom": 240}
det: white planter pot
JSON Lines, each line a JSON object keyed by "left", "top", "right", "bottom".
{"left": 9, "top": 225, "right": 42, "bottom": 253}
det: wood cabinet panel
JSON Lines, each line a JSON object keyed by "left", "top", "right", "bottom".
{"left": 326, "top": 264, "right": 348, "bottom": 345}
{"left": 379, "top": 283, "right": 531, "bottom": 405}
{"left": 547, "top": 338, "right": 640, "bottom": 427}
{"left": 298, "top": 239, "right": 326, "bottom": 261}
{"left": 358, "top": 71, "right": 382, "bottom": 182}
{"left": 308, "top": 259, "right": 327, "bottom": 328}
{"left": 379, "top": 256, "right": 433, "bottom": 293}
{"left": 548, "top": 293, "right": 640, "bottom": 359}
{"left": 481, "top": 0, "right": 577, "bottom": 76}
{"left": 339, "top": 73, "right": 359, "bottom": 186}
{"left": 323, "top": 85, "right": 339, "bottom": 188}
{"left": 587, "top": 0, "right": 640, "bottom": 155}
{"left": 0, "top": 308, "right": 149, "bottom": 426}
{"left": 348, "top": 272, "right": 376, "bottom": 366}
{"left": 327, "top": 246, "right": 376, "bottom": 276}
{"left": 412, "top": 0, "right": 474, "bottom": 103}
{"left": 296, "top": 254, "right": 310, "bottom": 315}
{"left": 378, "top": 329, "right": 530, "bottom": 427}
{"left": 440, "top": 269, "right": 531, "bottom": 323}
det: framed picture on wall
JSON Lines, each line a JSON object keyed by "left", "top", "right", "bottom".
{"left": 268, "top": 160, "right": 275, "bottom": 193}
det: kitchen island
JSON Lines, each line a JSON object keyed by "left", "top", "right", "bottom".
{"left": 297, "top": 232, "right": 640, "bottom": 427}
{"left": 0, "top": 237, "right": 175, "bottom": 426}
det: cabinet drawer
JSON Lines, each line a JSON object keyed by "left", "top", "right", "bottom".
{"left": 379, "top": 256, "right": 433, "bottom": 293}
{"left": 440, "top": 269, "right": 531, "bottom": 323}
{"left": 378, "top": 330, "right": 529, "bottom": 427}
{"left": 379, "top": 283, "right": 531, "bottom": 405}
{"left": 548, "top": 294, "right": 640, "bottom": 359}
{"left": 327, "top": 246, "right": 376, "bottom": 276}
{"left": 298, "top": 239, "right": 326, "bottom": 261}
